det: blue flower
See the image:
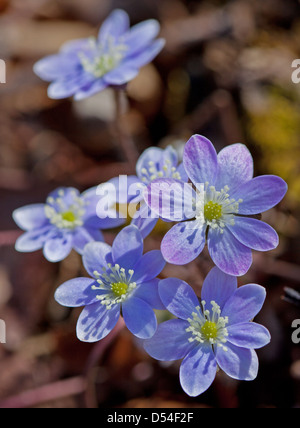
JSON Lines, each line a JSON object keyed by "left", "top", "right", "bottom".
{"left": 144, "top": 267, "right": 271, "bottom": 397}
{"left": 54, "top": 225, "right": 166, "bottom": 341}
{"left": 34, "top": 9, "right": 165, "bottom": 100}
{"left": 145, "top": 135, "right": 288, "bottom": 276}
{"left": 105, "top": 145, "right": 188, "bottom": 238}
{"left": 13, "top": 186, "right": 124, "bottom": 262}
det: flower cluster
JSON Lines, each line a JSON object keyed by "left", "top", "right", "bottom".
{"left": 12, "top": 9, "right": 289, "bottom": 399}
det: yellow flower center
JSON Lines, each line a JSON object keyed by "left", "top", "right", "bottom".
{"left": 204, "top": 201, "right": 223, "bottom": 222}
{"left": 61, "top": 211, "right": 77, "bottom": 223}
{"left": 111, "top": 282, "right": 129, "bottom": 298}
{"left": 201, "top": 321, "right": 218, "bottom": 341}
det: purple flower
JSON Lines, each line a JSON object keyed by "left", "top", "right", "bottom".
{"left": 34, "top": 9, "right": 165, "bottom": 100}
{"left": 104, "top": 145, "right": 188, "bottom": 238}
{"left": 145, "top": 135, "right": 288, "bottom": 276}
{"left": 54, "top": 225, "right": 166, "bottom": 341}
{"left": 144, "top": 267, "right": 271, "bottom": 397}
{"left": 13, "top": 187, "right": 124, "bottom": 262}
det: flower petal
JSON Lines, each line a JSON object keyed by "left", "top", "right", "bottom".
{"left": 55, "top": 277, "right": 99, "bottom": 307}
{"left": 145, "top": 179, "right": 196, "bottom": 221}
{"left": 125, "top": 39, "right": 165, "bottom": 69}
{"left": 122, "top": 297, "right": 157, "bottom": 339}
{"left": 15, "top": 226, "right": 52, "bottom": 253}
{"left": 228, "top": 217, "right": 279, "bottom": 251}
{"left": 131, "top": 202, "right": 159, "bottom": 239}
{"left": 124, "top": 20, "right": 161, "bottom": 57}
{"left": 201, "top": 266, "right": 237, "bottom": 312}
{"left": 227, "top": 322, "right": 271, "bottom": 349}
{"left": 34, "top": 54, "right": 80, "bottom": 82}
{"left": 207, "top": 227, "right": 253, "bottom": 276}
{"left": 144, "top": 319, "right": 196, "bottom": 361}
{"left": 133, "top": 279, "right": 165, "bottom": 310}
{"left": 73, "top": 78, "right": 108, "bottom": 100}
{"left": 83, "top": 241, "right": 113, "bottom": 277}
{"left": 215, "top": 144, "right": 254, "bottom": 192}
{"left": 76, "top": 302, "right": 120, "bottom": 343}
{"left": 132, "top": 250, "right": 166, "bottom": 282}
{"left": 183, "top": 135, "right": 218, "bottom": 189}
{"left": 231, "top": 175, "right": 288, "bottom": 215}
{"left": 13, "top": 204, "right": 48, "bottom": 231}
{"left": 215, "top": 342, "right": 259, "bottom": 381}
{"left": 180, "top": 345, "right": 217, "bottom": 397}
{"left": 222, "top": 284, "right": 266, "bottom": 325}
{"left": 43, "top": 232, "right": 73, "bottom": 262}
{"left": 136, "top": 147, "right": 165, "bottom": 181}
{"left": 48, "top": 73, "right": 93, "bottom": 99}
{"left": 72, "top": 227, "right": 104, "bottom": 254}
{"left": 103, "top": 64, "right": 139, "bottom": 85}
{"left": 112, "top": 225, "right": 143, "bottom": 268}
{"left": 98, "top": 9, "right": 130, "bottom": 41}
{"left": 161, "top": 220, "right": 207, "bottom": 265}
{"left": 159, "top": 278, "right": 200, "bottom": 320}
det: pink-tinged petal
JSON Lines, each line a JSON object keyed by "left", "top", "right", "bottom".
{"left": 228, "top": 217, "right": 279, "bottom": 251}
{"left": 161, "top": 220, "right": 207, "bottom": 265}
{"left": 215, "top": 144, "right": 254, "bottom": 192}
{"left": 183, "top": 135, "right": 218, "bottom": 189}
{"left": 231, "top": 175, "right": 288, "bottom": 215}
{"left": 215, "top": 342, "right": 259, "bottom": 381}
{"left": 207, "top": 227, "right": 252, "bottom": 276}
{"left": 180, "top": 345, "right": 217, "bottom": 397}
{"left": 201, "top": 266, "right": 237, "bottom": 312}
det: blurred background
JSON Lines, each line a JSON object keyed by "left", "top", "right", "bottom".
{"left": 0, "top": 0, "right": 300, "bottom": 408}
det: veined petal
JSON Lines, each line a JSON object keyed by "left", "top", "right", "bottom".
{"left": 144, "top": 319, "right": 197, "bottom": 361}
{"left": 231, "top": 175, "right": 288, "bottom": 215}
{"left": 112, "top": 225, "right": 143, "bottom": 268}
{"left": 55, "top": 277, "right": 99, "bottom": 307}
{"left": 183, "top": 135, "right": 218, "bottom": 189}
{"left": 145, "top": 179, "right": 196, "bottom": 222}
{"left": 83, "top": 241, "right": 113, "bottom": 277}
{"left": 161, "top": 220, "right": 207, "bottom": 265}
{"left": 215, "top": 342, "right": 259, "bottom": 381}
{"left": 122, "top": 297, "right": 157, "bottom": 339}
{"left": 180, "top": 345, "right": 217, "bottom": 397}
{"left": 215, "top": 144, "right": 254, "bottom": 193}
{"left": 222, "top": 284, "right": 266, "bottom": 325}
{"left": 228, "top": 217, "right": 279, "bottom": 251}
{"left": 227, "top": 322, "right": 271, "bottom": 349}
{"left": 201, "top": 266, "right": 237, "bottom": 312}
{"left": 132, "top": 250, "right": 166, "bottom": 283}
{"left": 76, "top": 302, "right": 120, "bottom": 343}
{"left": 207, "top": 227, "right": 253, "bottom": 276}
{"left": 13, "top": 204, "right": 48, "bottom": 231}
{"left": 159, "top": 278, "right": 200, "bottom": 320}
